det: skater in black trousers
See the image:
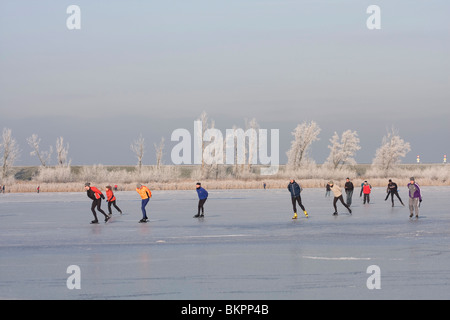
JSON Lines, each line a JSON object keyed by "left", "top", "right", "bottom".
{"left": 85, "top": 183, "right": 110, "bottom": 224}
{"left": 287, "top": 179, "right": 308, "bottom": 219}
{"left": 385, "top": 179, "right": 404, "bottom": 207}
{"left": 194, "top": 182, "right": 208, "bottom": 218}
{"left": 329, "top": 181, "right": 352, "bottom": 216}
{"left": 106, "top": 185, "right": 123, "bottom": 215}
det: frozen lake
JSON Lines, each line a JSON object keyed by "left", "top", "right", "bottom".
{"left": 1, "top": 186, "right": 450, "bottom": 300}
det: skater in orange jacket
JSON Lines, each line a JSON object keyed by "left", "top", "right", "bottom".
{"left": 136, "top": 183, "right": 152, "bottom": 223}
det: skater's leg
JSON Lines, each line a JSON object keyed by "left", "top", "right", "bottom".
{"left": 338, "top": 195, "right": 352, "bottom": 213}
{"left": 112, "top": 200, "right": 122, "bottom": 213}
{"left": 333, "top": 197, "right": 338, "bottom": 213}
{"left": 346, "top": 190, "right": 353, "bottom": 206}
{"left": 408, "top": 198, "right": 414, "bottom": 217}
{"left": 96, "top": 199, "right": 108, "bottom": 217}
{"left": 395, "top": 191, "right": 404, "bottom": 205}
{"left": 141, "top": 198, "right": 149, "bottom": 219}
{"left": 413, "top": 198, "right": 419, "bottom": 217}
{"left": 107, "top": 201, "right": 113, "bottom": 215}
{"left": 295, "top": 196, "right": 306, "bottom": 212}
{"left": 91, "top": 200, "right": 98, "bottom": 221}
{"left": 363, "top": 194, "right": 369, "bottom": 204}
{"left": 291, "top": 197, "right": 297, "bottom": 213}
{"left": 296, "top": 195, "right": 308, "bottom": 217}
{"left": 199, "top": 199, "right": 206, "bottom": 215}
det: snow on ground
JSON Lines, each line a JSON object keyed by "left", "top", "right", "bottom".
{"left": 1, "top": 186, "right": 449, "bottom": 299}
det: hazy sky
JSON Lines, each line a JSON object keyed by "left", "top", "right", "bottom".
{"left": 1, "top": 0, "right": 449, "bottom": 166}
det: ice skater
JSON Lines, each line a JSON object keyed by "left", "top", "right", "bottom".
{"left": 407, "top": 177, "right": 422, "bottom": 218}
{"left": 362, "top": 181, "right": 372, "bottom": 204}
{"left": 385, "top": 179, "right": 404, "bottom": 207}
{"left": 194, "top": 182, "right": 208, "bottom": 218}
{"left": 325, "top": 183, "right": 331, "bottom": 197}
{"left": 329, "top": 181, "right": 352, "bottom": 216}
{"left": 344, "top": 178, "right": 354, "bottom": 206}
{"left": 287, "top": 179, "right": 308, "bottom": 219}
{"left": 85, "top": 183, "right": 109, "bottom": 224}
{"left": 136, "top": 183, "right": 152, "bottom": 223}
{"left": 106, "top": 185, "right": 122, "bottom": 215}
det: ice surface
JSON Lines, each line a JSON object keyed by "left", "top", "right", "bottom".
{"left": 1, "top": 186, "right": 450, "bottom": 300}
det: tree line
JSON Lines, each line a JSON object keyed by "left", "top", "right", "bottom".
{"left": 0, "top": 114, "right": 412, "bottom": 181}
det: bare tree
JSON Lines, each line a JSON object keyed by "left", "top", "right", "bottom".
{"left": 131, "top": 134, "right": 145, "bottom": 173}
{"left": 1, "top": 128, "right": 20, "bottom": 179}
{"left": 325, "top": 130, "right": 361, "bottom": 169}
{"left": 27, "top": 134, "right": 52, "bottom": 167}
{"left": 198, "top": 111, "right": 208, "bottom": 169}
{"left": 286, "top": 121, "right": 321, "bottom": 168}
{"left": 55, "top": 136, "right": 70, "bottom": 167}
{"left": 372, "top": 128, "right": 411, "bottom": 176}
{"left": 154, "top": 137, "right": 165, "bottom": 169}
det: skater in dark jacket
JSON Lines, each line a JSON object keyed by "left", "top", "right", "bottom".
{"left": 85, "top": 183, "right": 109, "bottom": 224}
{"left": 385, "top": 179, "right": 404, "bottom": 207}
{"left": 194, "top": 182, "right": 208, "bottom": 218}
{"left": 344, "top": 178, "right": 354, "bottom": 206}
{"left": 287, "top": 179, "right": 308, "bottom": 219}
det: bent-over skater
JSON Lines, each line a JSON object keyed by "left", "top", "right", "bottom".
{"left": 194, "top": 182, "right": 208, "bottom": 218}
{"left": 85, "top": 183, "right": 109, "bottom": 224}
{"left": 106, "top": 185, "right": 123, "bottom": 215}
{"left": 136, "top": 183, "right": 152, "bottom": 223}
{"left": 385, "top": 179, "right": 404, "bottom": 207}
{"left": 329, "top": 181, "right": 352, "bottom": 216}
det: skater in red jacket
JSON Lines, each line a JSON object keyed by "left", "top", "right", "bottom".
{"left": 362, "top": 181, "right": 372, "bottom": 204}
{"left": 106, "top": 185, "right": 122, "bottom": 215}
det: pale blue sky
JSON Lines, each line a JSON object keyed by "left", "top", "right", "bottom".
{"left": 1, "top": 1, "right": 449, "bottom": 165}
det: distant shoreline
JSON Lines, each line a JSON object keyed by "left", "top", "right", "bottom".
{"left": 3, "top": 177, "right": 449, "bottom": 194}
{"left": 1, "top": 163, "right": 449, "bottom": 193}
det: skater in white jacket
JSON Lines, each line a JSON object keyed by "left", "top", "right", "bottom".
{"left": 329, "top": 181, "right": 352, "bottom": 216}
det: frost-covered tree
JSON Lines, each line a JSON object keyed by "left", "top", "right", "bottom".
{"left": 286, "top": 121, "right": 321, "bottom": 167}
{"left": 245, "top": 118, "right": 259, "bottom": 171}
{"left": 325, "top": 130, "right": 361, "bottom": 169}
{"left": 197, "top": 111, "right": 209, "bottom": 169}
{"left": 55, "top": 136, "right": 70, "bottom": 167}
{"left": 154, "top": 137, "right": 165, "bottom": 169}
{"left": 1, "top": 128, "right": 20, "bottom": 179}
{"left": 131, "top": 134, "right": 145, "bottom": 173}
{"left": 27, "top": 134, "right": 52, "bottom": 167}
{"left": 372, "top": 128, "right": 411, "bottom": 176}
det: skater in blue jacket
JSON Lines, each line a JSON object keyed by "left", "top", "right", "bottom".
{"left": 194, "top": 182, "right": 208, "bottom": 218}
{"left": 288, "top": 179, "right": 308, "bottom": 219}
